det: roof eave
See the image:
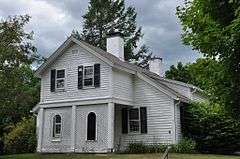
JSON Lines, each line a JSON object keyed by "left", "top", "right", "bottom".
{"left": 34, "top": 36, "right": 115, "bottom": 78}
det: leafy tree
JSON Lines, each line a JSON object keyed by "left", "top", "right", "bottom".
{"left": 181, "top": 102, "right": 240, "bottom": 154}
{"left": 165, "top": 62, "right": 192, "bottom": 83}
{"left": 176, "top": 0, "right": 240, "bottom": 118}
{"left": 73, "top": 0, "right": 154, "bottom": 68}
{"left": 165, "top": 58, "right": 226, "bottom": 103}
{"left": 4, "top": 117, "right": 36, "bottom": 154}
{"left": 0, "top": 15, "right": 40, "bottom": 153}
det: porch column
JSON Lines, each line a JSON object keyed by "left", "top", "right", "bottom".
{"left": 71, "top": 105, "right": 76, "bottom": 152}
{"left": 37, "top": 108, "right": 44, "bottom": 152}
{"left": 107, "top": 102, "right": 115, "bottom": 152}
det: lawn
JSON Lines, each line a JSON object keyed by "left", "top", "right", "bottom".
{"left": 0, "top": 153, "right": 240, "bottom": 159}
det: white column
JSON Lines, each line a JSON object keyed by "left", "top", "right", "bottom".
{"left": 37, "top": 108, "right": 44, "bottom": 152}
{"left": 107, "top": 102, "right": 115, "bottom": 152}
{"left": 71, "top": 105, "right": 76, "bottom": 152}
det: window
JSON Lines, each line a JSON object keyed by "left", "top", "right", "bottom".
{"left": 87, "top": 112, "right": 96, "bottom": 140}
{"left": 53, "top": 115, "right": 62, "bottom": 138}
{"left": 129, "top": 108, "right": 140, "bottom": 133}
{"left": 56, "top": 69, "right": 65, "bottom": 91}
{"left": 84, "top": 66, "right": 94, "bottom": 87}
{"left": 122, "top": 107, "right": 147, "bottom": 134}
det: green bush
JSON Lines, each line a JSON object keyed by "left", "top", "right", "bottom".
{"left": 181, "top": 102, "right": 240, "bottom": 154}
{"left": 127, "top": 142, "right": 149, "bottom": 153}
{"left": 126, "top": 138, "right": 195, "bottom": 154}
{"left": 171, "top": 138, "right": 196, "bottom": 153}
{"left": 4, "top": 117, "right": 36, "bottom": 154}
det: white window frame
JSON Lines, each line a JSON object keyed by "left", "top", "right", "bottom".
{"left": 128, "top": 108, "right": 141, "bottom": 133}
{"left": 52, "top": 114, "right": 62, "bottom": 140}
{"left": 55, "top": 69, "right": 65, "bottom": 91}
{"left": 83, "top": 65, "right": 94, "bottom": 88}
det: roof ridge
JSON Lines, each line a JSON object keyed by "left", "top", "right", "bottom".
{"left": 78, "top": 38, "right": 200, "bottom": 90}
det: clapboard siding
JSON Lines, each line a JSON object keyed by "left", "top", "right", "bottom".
{"left": 41, "top": 107, "right": 72, "bottom": 153}
{"left": 40, "top": 44, "right": 111, "bottom": 102}
{"left": 75, "top": 104, "right": 108, "bottom": 153}
{"left": 114, "top": 77, "right": 175, "bottom": 150}
{"left": 113, "top": 70, "right": 134, "bottom": 101}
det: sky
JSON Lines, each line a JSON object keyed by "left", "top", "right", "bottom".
{"left": 0, "top": 0, "right": 201, "bottom": 71}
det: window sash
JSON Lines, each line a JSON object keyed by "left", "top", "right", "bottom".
{"left": 55, "top": 70, "right": 65, "bottom": 90}
{"left": 57, "top": 70, "right": 65, "bottom": 78}
{"left": 53, "top": 115, "right": 62, "bottom": 138}
{"left": 83, "top": 66, "right": 94, "bottom": 87}
{"left": 129, "top": 108, "right": 140, "bottom": 133}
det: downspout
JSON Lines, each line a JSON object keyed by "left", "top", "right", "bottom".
{"left": 174, "top": 99, "right": 181, "bottom": 144}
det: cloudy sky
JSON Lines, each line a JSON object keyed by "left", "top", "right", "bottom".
{"left": 0, "top": 0, "right": 201, "bottom": 71}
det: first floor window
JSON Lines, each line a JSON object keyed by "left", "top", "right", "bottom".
{"left": 84, "top": 66, "right": 94, "bottom": 87}
{"left": 129, "top": 108, "right": 140, "bottom": 133}
{"left": 56, "top": 69, "right": 65, "bottom": 90}
{"left": 53, "top": 115, "right": 62, "bottom": 138}
{"left": 87, "top": 112, "right": 96, "bottom": 140}
{"left": 122, "top": 107, "right": 147, "bottom": 134}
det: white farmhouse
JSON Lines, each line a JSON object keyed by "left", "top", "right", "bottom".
{"left": 32, "top": 32, "right": 205, "bottom": 153}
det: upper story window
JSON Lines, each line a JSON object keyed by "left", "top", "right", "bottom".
{"left": 53, "top": 114, "right": 62, "bottom": 138}
{"left": 50, "top": 69, "right": 65, "bottom": 92}
{"left": 56, "top": 70, "right": 65, "bottom": 90}
{"left": 78, "top": 64, "right": 100, "bottom": 89}
{"left": 84, "top": 66, "right": 94, "bottom": 87}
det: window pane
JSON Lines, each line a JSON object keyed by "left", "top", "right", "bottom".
{"left": 84, "top": 78, "right": 93, "bottom": 86}
{"left": 57, "top": 70, "right": 65, "bottom": 78}
{"left": 55, "top": 115, "right": 61, "bottom": 123}
{"left": 84, "top": 66, "right": 93, "bottom": 78}
{"left": 53, "top": 115, "right": 61, "bottom": 138}
{"left": 56, "top": 79, "right": 64, "bottom": 88}
{"left": 130, "top": 121, "right": 140, "bottom": 132}
{"left": 129, "top": 109, "right": 139, "bottom": 120}
{"left": 55, "top": 124, "right": 61, "bottom": 134}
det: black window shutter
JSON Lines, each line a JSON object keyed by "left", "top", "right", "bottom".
{"left": 78, "top": 66, "right": 83, "bottom": 89}
{"left": 122, "top": 108, "right": 128, "bottom": 134}
{"left": 50, "top": 69, "right": 56, "bottom": 92}
{"left": 140, "top": 107, "right": 147, "bottom": 134}
{"left": 94, "top": 64, "right": 100, "bottom": 87}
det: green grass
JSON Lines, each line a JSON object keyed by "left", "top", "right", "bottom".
{"left": 0, "top": 153, "right": 240, "bottom": 159}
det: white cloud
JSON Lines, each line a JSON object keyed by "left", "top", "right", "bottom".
{"left": 0, "top": 0, "right": 201, "bottom": 71}
{"left": 0, "top": 0, "right": 80, "bottom": 56}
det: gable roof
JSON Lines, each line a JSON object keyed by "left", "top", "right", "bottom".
{"left": 35, "top": 36, "right": 201, "bottom": 102}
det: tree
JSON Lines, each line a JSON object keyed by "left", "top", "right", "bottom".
{"left": 73, "top": 0, "right": 154, "bottom": 68}
{"left": 0, "top": 15, "right": 40, "bottom": 154}
{"left": 176, "top": 0, "right": 240, "bottom": 118}
{"left": 181, "top": 102, "right": 240, "bottom": 154}
{"left": 165, "top": 58, "right": 225, "bottom": 103}
{"left": 165, "top": 62, "right": 192, "bottom": 83}
{"left": 3, "top": 117, "right": 36, "bottom": 154}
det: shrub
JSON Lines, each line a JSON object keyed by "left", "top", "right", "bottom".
{"left": 127, "top": 142, "right": 149, "bottom": 153}
{"left": 171, "top": 138, "right": 196, "bottom": 153}
{"left": 4, "top": 117, "right": 36, "bottom": 154}
{"left": 181, "top": 102, "right": 240, "bottom": 154}
{"left": 126, "top": 139, "right": 195, "bottom": 154}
